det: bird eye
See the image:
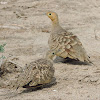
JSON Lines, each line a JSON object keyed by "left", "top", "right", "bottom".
{"left": 15, "top": 66, "right": 17, "bottom": 68}
{"left": 52, "top": 53, "right": 55, "bottom": 55}
{"left": 49, "top": 13, "right": 51, "bottom": 15}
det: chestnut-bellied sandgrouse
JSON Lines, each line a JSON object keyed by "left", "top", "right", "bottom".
{"left": 0, "top": 58, "right": 55, "bottom": 89}
{"left": 46, "top": 11, "right": 90, "bottom": 63}
{"left": 15, "top": 58, "right": 55, "bottom": 89}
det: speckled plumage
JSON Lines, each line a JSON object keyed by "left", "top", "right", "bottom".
{"left": 0, "top": 58, "right": 55, "bottom": 89}
{"left": 46, "top": 11, "right": 90, "bottom": 62}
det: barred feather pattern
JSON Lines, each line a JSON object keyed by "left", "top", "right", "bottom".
{"left": 0, "top": 59, "right": 55, "bottom": 89}
{"left": 15, "top": 59, "right": 54, "bottom": 88}
{"left": 48, "top": 32, "right": 90, "bottom": 62}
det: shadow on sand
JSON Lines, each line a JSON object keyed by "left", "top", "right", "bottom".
{"left": 54, "top": 57, "right": 90, "bottom": 65}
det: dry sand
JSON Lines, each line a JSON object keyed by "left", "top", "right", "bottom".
{"left": 0, "top": 0, "right": 100, "bottom": 100}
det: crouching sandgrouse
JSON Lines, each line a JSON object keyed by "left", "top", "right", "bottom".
{"left": 0, "top": 58, "right": 55, "bottom": 89}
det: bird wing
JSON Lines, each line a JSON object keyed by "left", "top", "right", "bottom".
{"left": 49, "top": 32, "right": 89, "bottom": 62}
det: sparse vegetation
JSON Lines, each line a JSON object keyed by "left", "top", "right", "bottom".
{"left": 0, "top": 43, "right": 6, "bottom": 53}
{"left": 0, "top": 43, "right": 6, "bottom": 65}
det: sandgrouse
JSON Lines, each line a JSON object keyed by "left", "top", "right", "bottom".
{"left": 46, "top": 11, "right": 90, "bottom": 63}
{"left": 0, "top": 58, "right": 55, "bottom": 89}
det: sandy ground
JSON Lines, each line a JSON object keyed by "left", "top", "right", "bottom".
{"left": 0, "top": 0, "right": 100, "bottom": 100}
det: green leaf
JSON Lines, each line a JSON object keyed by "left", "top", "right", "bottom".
{"left": 0, "top": 43, "right": 6, "bottom": 53}
{"left": 0, "top": 47, "right": 4, "bottom": 52}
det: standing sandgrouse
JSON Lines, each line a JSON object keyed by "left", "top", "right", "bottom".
{"left": 46, "top": 11, "right": 90, "bottom": 63}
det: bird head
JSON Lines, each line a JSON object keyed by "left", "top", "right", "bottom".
{"left": 46, "top": 49, "right": 61, "bottom": 60}
{"left": 46, "top": 50, "right": 56, "bottom": 60}
{"left": 46, "top": 11, "right": 58, "bottom": 22}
